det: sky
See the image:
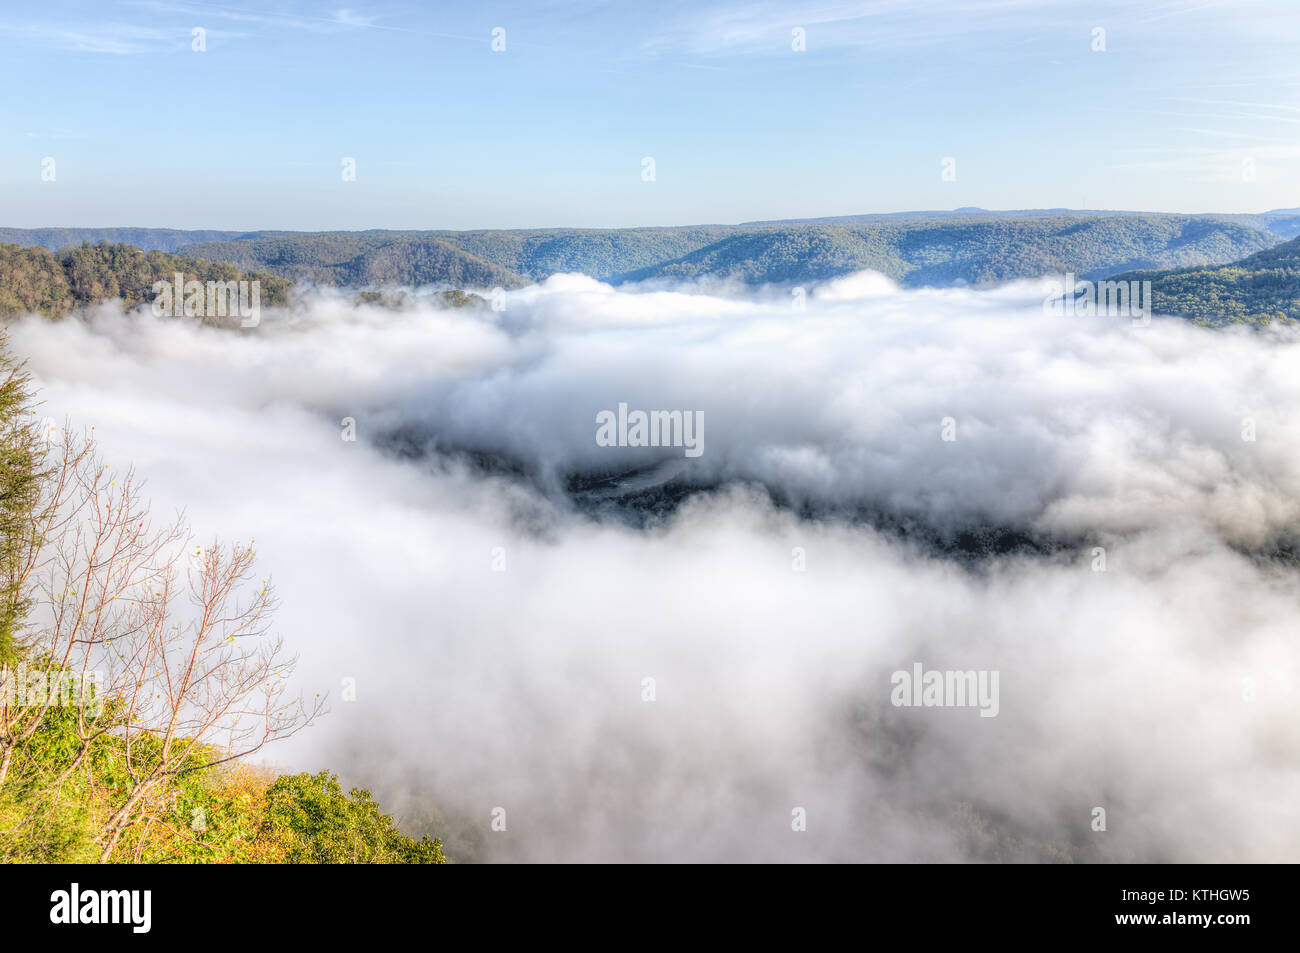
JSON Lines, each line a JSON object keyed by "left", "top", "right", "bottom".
{"left": 2, "top": 0, "right": 1299, "bottom": 229}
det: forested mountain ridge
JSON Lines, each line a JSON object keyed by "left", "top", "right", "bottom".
{"left": 1115, "top": 234, "right": 1300, "bottom": 327}
{"left": 0, "top": 227, "right": 244, "bottom": 253}
{"left": 180, "top": 214, "right": 1286, "bottom": 288}
{"left": 0, "top": 210, "right": 1290, "bottom": 292}
{"left": 3, "top": 226, "right": 1299, "bottom": 329}
{"left": 739, "top": 207, "right": 1300, "bottom": 240}
{"left": 178, "top": 233, "right": 531, "bottom": 289}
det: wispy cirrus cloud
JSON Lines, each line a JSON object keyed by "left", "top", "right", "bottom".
{"left": 1111, "top": 141, "right": 1300, "bottom": 183}
{"left": 0, "top": 20, "right": 185, "bottom": 54}
{"left": 639, "top": 0, "right": 1122, "bottom": 57}
{"left": 124, "top": 0, "right": 477, "bottom": 42}
{"left": 331, "top": 7, "right": 373, "bottom": 29}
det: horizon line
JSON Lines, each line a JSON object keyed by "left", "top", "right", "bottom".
{"left": 3, "top": 205, "right": 1299, "bottom": 235}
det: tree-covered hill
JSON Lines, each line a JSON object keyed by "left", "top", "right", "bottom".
{"left": 1114, "top": 234, "right": 1300, "bottom": 327}
{"left": 181, "top": 232, "right": 531, "bottom": 289}
{"left": 618, "top": 215, "right": 1279, "bottom": 286}
{"left": 175, "top": 214, "right": 1281, "bottom": 289}
{"left": 740, "top": 207, "right": 1300, "bottom": 240}
{"left": 0, "top": 227, "right": 244, "bottom": 253}
{"left": 1213, "top": 209, "right": 1300, "bottom": 241}
{"left": 435, "top": 226, "right": 735, "bottom": 280}
{"left": 180, "top": 226, "right": 739, "bottom": 287}
{"left": 0, "top": 211, "right": 1289, "bottom": 293}
{"left": 0, "top": 241, "right": 291, "bottom": 318}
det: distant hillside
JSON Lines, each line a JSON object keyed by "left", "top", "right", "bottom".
{"left": 0, "top": 227, "right": 244, "bottom": 253}
{"left": 617, "top": 215, "right": 1279, "bottom": 286}
{"left": 436, "top": 226, "right": 734, "bottom": 281}
{"left": 174, "top": 214, "right": 1279, "bottom": 290}
{"left": 2, "top": 223, "right": 1298, "bottom": 328}
{"left": 1115, "top": 235, "right": 1300, "bottom": 327}
{"left": 0, "top": 241, "right": 291, "bottom": 319}
{"left": 1214, "top": 209, "right": 1300, "bottom": 240}
{"left": 0, "top": 211, "right": 1288, "bottom": 291}
{"left": 182, "top": 233, "right": 531, "bottom": 289}
{"left": 181, "top": 227, "right": 739, "bottom": 287}
{"left": 741, "top": 208, "right": 1300, "bottom": 240}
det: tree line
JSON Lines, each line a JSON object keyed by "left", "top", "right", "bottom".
{"left": 0, "top": 242, "right": 291, "bottom": 320}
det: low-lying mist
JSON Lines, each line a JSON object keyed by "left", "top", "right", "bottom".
{"left": 9, "top": 271, "right": 1300, "bottom": 862}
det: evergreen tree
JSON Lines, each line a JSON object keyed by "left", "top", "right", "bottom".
{"left": 0, "top": 331, "right": 41, "bottom": 665}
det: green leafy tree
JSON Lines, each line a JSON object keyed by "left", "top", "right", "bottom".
{"left": 260, "top": 771, "right": 446, "bottom": 864}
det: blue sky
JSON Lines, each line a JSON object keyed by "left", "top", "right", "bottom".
{"left": 2, "top": 0, "right": 1299, "bottom": 229}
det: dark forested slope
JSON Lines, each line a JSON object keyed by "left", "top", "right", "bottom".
{"left": 1116, "top": 234, "right": 1300, "bottom": 327}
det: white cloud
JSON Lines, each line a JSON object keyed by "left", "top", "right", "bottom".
{"left": 8, "top": 274, "right": 1300, "bottom": 861}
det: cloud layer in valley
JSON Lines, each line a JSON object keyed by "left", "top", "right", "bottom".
{"left": 8, "top": 272, "right": 1300, "bottom": 862}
